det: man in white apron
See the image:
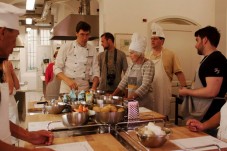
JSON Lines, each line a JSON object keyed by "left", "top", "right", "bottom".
{"left": 112, "top": 33, "right": 155, "bottom": 110}
{"left": 0, "top": 3, "right": 54, "bottom": 150}
{"left": 180, "top": 26, "right": 227, "bottom": 136}
{"left": 149, "top": 23, "right": 187, "bottom": 116}
{"left": 54, "top": 21, "right": 100, "bottom": 94}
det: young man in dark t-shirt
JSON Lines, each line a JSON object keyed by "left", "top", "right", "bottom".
{"left": 179, "top": 26, "right": 227, "bottom": 136}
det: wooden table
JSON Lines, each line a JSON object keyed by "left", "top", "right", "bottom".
{"left": 25, "top": 133, "right": 127, "bottom": 151}
{"left": 118, "top": 126, "right": 224, "bottom": 151}
{"left": 25, "top": 113, "right": 227, "bottom": 151}
{"left": 27, "top": 102, "right": 166, "bottom": 121}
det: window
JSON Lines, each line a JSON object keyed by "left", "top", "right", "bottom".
{"left": 40, "top": 29, "right": 51, "bottom": 45}
{"left": 27, "top": 29, "right": 51, "bottom": 71}
{"left": 27, "top": 29, "right": 37, "bottom": 71}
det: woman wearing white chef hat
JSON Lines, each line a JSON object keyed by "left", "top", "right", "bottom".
{"left": 112, "top": 33, "right": 155, "bottom": 109}
{"left": 0, "top": 2, "right": 54, "bottom": 151}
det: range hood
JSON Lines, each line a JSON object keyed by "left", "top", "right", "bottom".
{"left": 51, "top": 14, "right": 99, "bottom": 40}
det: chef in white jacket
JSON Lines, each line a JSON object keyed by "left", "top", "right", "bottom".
{"left": 54, "top": 21, "right": 99, "bottom": 93}
{"left": 0, "top": 2, "right": 54, "bottom": 150}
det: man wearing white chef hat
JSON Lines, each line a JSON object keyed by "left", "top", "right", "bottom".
{"left": 0, "top": 2, "right": 54, "bottom": 151}
{"left": 149, "top": 23, "right": 186, "bottom": 116}
{"left": 113, "top": 33, "right": 155, "bottom": 110}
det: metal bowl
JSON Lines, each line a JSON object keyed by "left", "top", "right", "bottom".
{"left": 45, "top": 102, "right": 65, "bottom": 114}
{"left": 62, "top": 112, "right": 89, "bottom": 127}
{"left": 96, "top": 95, "right": 123, "bottom": 105}
{"left": 135, "top": 126, "right": 171, "bottom": 148}
{"left": 93, "top": 90, "right": 106, "bottom": 103}
{"left": 94, "top": 105, "right": 125, "bottom": 124}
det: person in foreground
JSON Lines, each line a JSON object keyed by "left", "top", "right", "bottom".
{"left": 112, "top": 33, "right": 155, "bottom": 110}
{"left": 0, "top": 2, "right": 54, "bottom": 151}
{"left": 187, "top": 101, "right": 227, "bottom": 142}
{"left": 180, "top": 26, "right": 227, "bottom": 136}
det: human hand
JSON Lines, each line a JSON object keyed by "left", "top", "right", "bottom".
{"left": 28, "top": 130, "right": 54, "bottom": 146}
{"left": 66, "top": 78, "right": 78, "bottom": 90}
{"left": 178, "top": 87, "right": 188, "bottom": 96}
{"left": 186, "top": 119, "right": 204, "bottom": 132}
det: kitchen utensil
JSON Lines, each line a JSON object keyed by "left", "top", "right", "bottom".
{"left": 44, "top": 102, "right": 66, "bottom": 114}
{"left": 94, "top": 105, "right": 125, "bottom": 124}
{"left": 135, "top": 125, "right": 171, "bottom": 148}
{"left": 62, "top": 112, "right": 89, "bottom": 127}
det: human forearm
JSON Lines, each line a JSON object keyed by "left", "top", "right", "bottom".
{"left": 175, "top": 72, "right": 187, "bottom": 87}
{"left": 203, "top": 112, "right": 220, "bottom": 130}
{"left": 10, "top": 121, "right": 30, "bottom": 142}
{"left": 11, "top": 71, "right": 20, "bottom": 89}
{"left": 112, "top": 88, "right": 122, "bottom": 96}
{"left": 91, "top": 76, "right": 99, "bottom": 90}
{"left": 0, "top": 140, "right": 30, "bottom": 151}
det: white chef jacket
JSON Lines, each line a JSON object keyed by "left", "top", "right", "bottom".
{"left": 54, "top": 41, "right": 99, "bottom": 93}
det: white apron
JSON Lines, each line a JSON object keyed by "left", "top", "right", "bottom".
{"left": 181, "top": 61, "right": 213, "bottom": 121}
{"left": 0, "top": 83, "right": 11, "bottom": 144}
{"left": 128, "top": 63, "right": 153, "bottom": 110}
{"left": 9, "top": 89, "right": 19, "bottom": 144}
{"left": 218, "top": 102, "right": 227, "bottom": 142}
{"left": 152, "top": 53, "right": 172, "bottom": 115}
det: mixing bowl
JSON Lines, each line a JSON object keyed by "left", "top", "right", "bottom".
{"left": 135, "top": 126, "right": 171, "bottom": 148}
{"left": 45, "top": 102, "right": 65, "bottom": 114}
{"left": 93, "top": 104, "right": 125, "bottom": 124}
{"left": 62, "top": 112, "right": 89, "bottom": 127}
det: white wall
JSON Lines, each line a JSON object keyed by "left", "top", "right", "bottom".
{"left": 18, "top": 0, "right": 227, "bottom": 91}
{"left": 99, "top": 0, "right": 215, "bottom": 38}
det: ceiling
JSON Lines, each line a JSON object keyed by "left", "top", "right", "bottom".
{"left": 0, "top": 0, "right": 55, "bottom": 28}
{"left": 0, "top": 0, "right": 45, "bottom": 9}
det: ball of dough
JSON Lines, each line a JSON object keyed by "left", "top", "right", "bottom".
{"left": 117, "top": 107, "right": 125, "bottom": 112}
{"left": 93, "top": 106, "right": 101, "bottom": 112}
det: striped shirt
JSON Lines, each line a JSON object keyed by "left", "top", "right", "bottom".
{"left": 118, "top": 60, "right": 155, "bottom": 98}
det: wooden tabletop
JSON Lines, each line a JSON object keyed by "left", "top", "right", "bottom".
{"left": 25, "top": 113, "right": 227, "bottom": 151}
{"left": 118, "top": 126, "right": 209, "bottom": 151}
{"left": 25, "top": 133, "right": 127, "bottom": 151}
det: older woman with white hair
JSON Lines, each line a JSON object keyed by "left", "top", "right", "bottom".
{"left": 112, "top": 33, "right": 155, "bottom": 109}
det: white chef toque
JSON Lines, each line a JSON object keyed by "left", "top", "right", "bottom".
{"left": 0, "top": 2, "right": 25, "bottom": 30}
{"left": 151, "top": 23, "right": 165, "bottom": 38}
{"left": 129, "top": 32, "right": 147, "bottom": 53}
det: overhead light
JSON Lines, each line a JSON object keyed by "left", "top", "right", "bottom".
{"left": 26, "top": 0, "right": 35, "bottom": 10}
{"left": 26, "top": 27, "right": 31, "bottom": 32}
{"left": 26, "top": 18, "right": 32, "bottom": 24}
